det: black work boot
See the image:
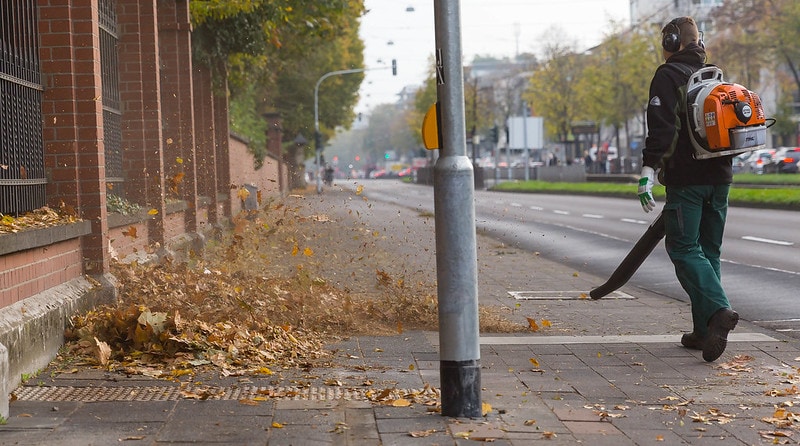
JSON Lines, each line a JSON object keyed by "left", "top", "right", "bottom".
{"left": 680, "top": 332, "right": 704, "bottom": 350}
{"left": 702, "top": 308, "right": 739, "bottom": 362}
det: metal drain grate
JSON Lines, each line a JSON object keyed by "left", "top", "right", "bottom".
{"left": 13, "top": 385, "right": 377, "bottom": 402}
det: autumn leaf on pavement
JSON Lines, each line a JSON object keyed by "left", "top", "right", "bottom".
{"left": 95, "top": 337, "right": 111, "bottom": 366}
{"left": 526, "top": 317, "right": 539, "bottom": 332}
{"left": 409, "top": 429, "right": 436, "bottom": 437}
{"left": 138, "top": 309, "right": 168, "bottom": 335}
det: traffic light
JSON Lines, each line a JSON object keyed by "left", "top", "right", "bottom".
{"left": 391, "top": 59, "right": 397, "bottom": 76}
{"left": 384, "top": 152, "right": 390, "bottom": 159}
{"left": 490, "top": 126, "right": 499, "bottom": 143}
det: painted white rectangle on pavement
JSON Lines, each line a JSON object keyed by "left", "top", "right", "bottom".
{"left": 509, "top": 290, "right": 635, "bottom": 300}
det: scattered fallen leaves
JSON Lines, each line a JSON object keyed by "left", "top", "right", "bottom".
{"left": 0, "top": 204, "right": 80, "bottom": 234}
{"left": 691, "top": 408, "right": 736, "bottom": 425}
{"left": 409, "top": 429, "right": 436, "bottom": 437}
{"left": 366, "top": 384, "right": 440, "bottom": 407}
{"left": 55, "top": 196, "right": 524, "bottom": 378}
{"left": 716, "top": 354, "right": 755, "bottom": 374}
{"left": 759, "top": 430, "right": 792, "bottom": 443}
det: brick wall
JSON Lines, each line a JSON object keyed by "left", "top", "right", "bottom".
{"left": 0, "top": 1, "right": 259, "bottom": 314}
{"left": 118, "top": 0, "right": 167, "bottom": 246}
{"left": 158, "top": 0, "right": 198, "bottom": 234}
{"left": 228, "top": 136, "right": 285, "bottom": 210}
{"left": 0, "top": 240, "right": 82, "bottom": 308}
{"left": 108, "top": 221, "right": 151, "bottom": 260}
{"left": 39, "top": 0, "right": 110, "bottom": 276}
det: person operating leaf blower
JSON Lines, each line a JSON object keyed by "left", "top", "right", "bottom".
{"left": 638, "top": 16, "right": 738, "bottom": 362}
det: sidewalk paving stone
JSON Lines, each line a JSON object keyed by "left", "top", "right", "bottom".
{"left": 4, "top": 186, "right": 799, "bottom": 444}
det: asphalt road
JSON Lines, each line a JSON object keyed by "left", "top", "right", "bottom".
{"left": 337, "top": 178, "right": 800, "bottom": 337}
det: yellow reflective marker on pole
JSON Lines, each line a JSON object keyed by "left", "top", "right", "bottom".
{"left": 421, "top": 103, "right": 440, "bottom": 150}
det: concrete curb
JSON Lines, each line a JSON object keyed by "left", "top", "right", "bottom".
{"left": 0, "top": 273, "right": 116, "bottom": 410}
{"left": 0, "top": 342, "right": 7, "bottom": 419}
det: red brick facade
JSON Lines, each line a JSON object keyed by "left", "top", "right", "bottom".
{"left": 0, "top": 0, "right": 286, "bottom": 309}
{"left": 0, "top": 240, "right": 83, "bottom": 309}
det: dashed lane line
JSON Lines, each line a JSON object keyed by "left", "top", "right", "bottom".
{"left": 741, "top": 235, "right": 794, "bottom": 246}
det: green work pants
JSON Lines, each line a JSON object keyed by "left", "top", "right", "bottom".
{"left": 663, "top": 184, "right": 731, "bottom": 337}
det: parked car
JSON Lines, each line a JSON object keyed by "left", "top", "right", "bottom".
{"left": 397, "top": 166, "right": 413, "bottom": 178}
{"left": 369, "top": 169, "right": 388, "bottom": 179}
{"left": 773, "top": 148, "right": 800, "bottom": 174}
{"left": 732, "top": 153, "right": 749, "bottom": 174}
{"left": 742, "top": 149, "right": 776, "bottom": 174}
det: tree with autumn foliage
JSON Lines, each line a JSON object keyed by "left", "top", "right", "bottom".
{"left": 576, "top": 24, "right": 656, "bottom": 159}
{"left": 524, "top": 29, "right": 585, "bottom": 152}
{"left": 711, "top": 0, "right": 800, "bottom": 145}
{"left": 190, "top": 0, "right": 366, "bottom": 187}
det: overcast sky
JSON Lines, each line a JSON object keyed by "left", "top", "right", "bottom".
{"left": 356, "top": 0, "right": 630, "bottom": 114}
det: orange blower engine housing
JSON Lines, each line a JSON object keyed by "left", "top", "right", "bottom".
{"left": 685, "top": 67, "right": 767, "bottom": 159}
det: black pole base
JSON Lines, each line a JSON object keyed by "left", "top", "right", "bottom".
{"left": 440, "top": 359, "right": 481, "bottom": 418}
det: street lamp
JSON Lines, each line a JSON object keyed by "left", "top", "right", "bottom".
{"left": 314, "top": 60, "right": 396, "bottom": 193}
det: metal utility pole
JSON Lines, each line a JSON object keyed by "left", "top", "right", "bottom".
{"left": 432, "top": 0, "right": 481, "bottom": 418}
{"left": 523, "top": 101, "right": 530, "bottom": 181}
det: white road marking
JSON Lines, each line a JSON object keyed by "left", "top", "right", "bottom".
{"left": 511, "top": 202, "right": 522, "bottom": 207}
{"left": 509, "top": 290, "right": 634, "bottom": 300}
{"left": 553, "top": 210, "right": 569, "bottom": 215}
{"left": 582, "top": 214, "right": 604, "bottom": 219}
{"left": 621, "top": 218, "right": 648, "bottom": 225}
{"left": 741, "top": 235, "right": 794, "bottom": 246}
{"left": 753, "top": 318, "right": 800, "bottom": 324}
{"left": 529, "top": 206, "right": 544, "bottom": 211}
{"left": 477, "top": 333, "right": 777, "bottom": 345}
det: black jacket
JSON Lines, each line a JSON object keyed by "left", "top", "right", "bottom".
{"left": 642, "top": 43, "right": 733, "bottom": 186}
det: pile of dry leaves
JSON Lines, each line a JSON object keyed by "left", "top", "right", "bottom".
{"left": 0, "top": 203, "right": 80, "bottom": 234}
{"left": 62, "top": 196, "right": 524, "bottom": 377}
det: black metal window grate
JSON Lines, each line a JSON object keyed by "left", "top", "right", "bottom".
{"left": 1, "top": 0, "right": 46, "bottom": 216}
{"left": 99, "top": 0, "right": 123, "bottom": 190}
